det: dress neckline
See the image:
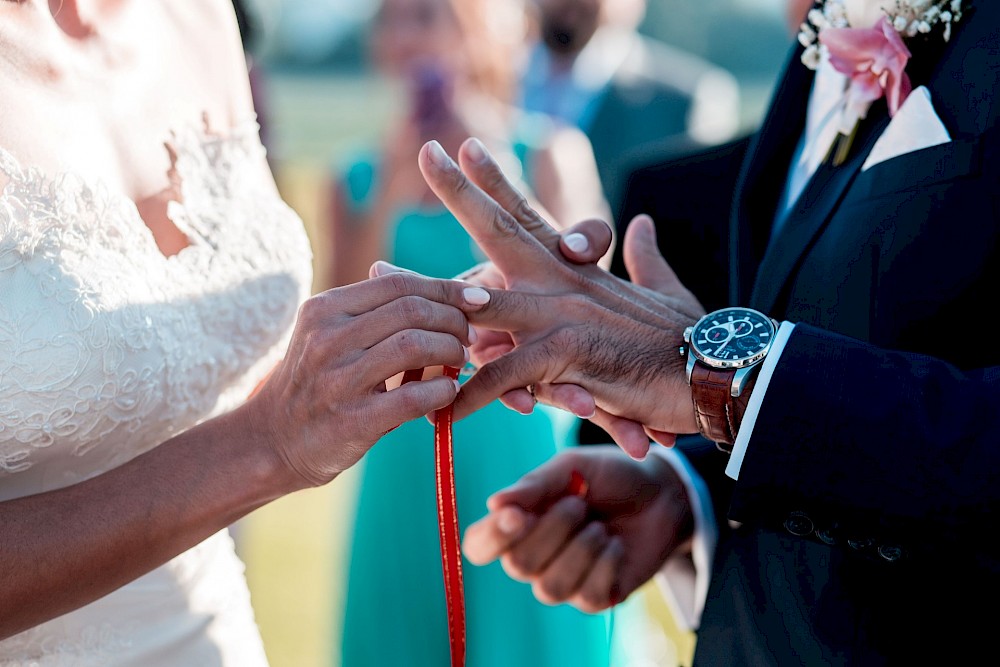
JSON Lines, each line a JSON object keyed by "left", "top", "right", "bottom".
{"left": 0, "top": 115, "right": 263, "bottom": 264}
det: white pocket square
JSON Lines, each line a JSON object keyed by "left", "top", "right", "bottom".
{"left": 862, "top": 86, "right": 951, "bottom": 171}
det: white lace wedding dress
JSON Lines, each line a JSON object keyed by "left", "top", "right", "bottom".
{"left": 0, "top": 119, "right": 313, "bottom": 666}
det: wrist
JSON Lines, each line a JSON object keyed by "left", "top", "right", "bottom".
{"left": 228, "top": 396, "right": 315, "bottom": 499}
{"left": 731, "top": 373, "right": 758, "bottom": 434}
{"left": 681, "top": 307, "right": 777, "bottom": 451}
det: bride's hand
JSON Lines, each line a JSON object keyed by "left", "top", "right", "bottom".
{"left": 242, "top": 272, "right": 481, "bottom": 489}
{"left": 374, "top": 256, "right": 601, "bottom": 420}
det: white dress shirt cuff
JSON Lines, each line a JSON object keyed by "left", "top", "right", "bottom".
{"left": 725, "top": 321, "right": 797, "bottom": 480}
{"left": 650, "top": 446, "right": 718, "bottom": 631}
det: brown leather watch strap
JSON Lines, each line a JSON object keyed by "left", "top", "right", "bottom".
{"left": 690, "top": 364, "right": 739, "bottom": 450}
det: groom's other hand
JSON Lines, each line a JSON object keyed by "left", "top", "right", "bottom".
{"left": 418, "top": 138, "right": 704, "bottom": 457}
{"left": 462, "top": 446, "right": 693, "bottom": 613}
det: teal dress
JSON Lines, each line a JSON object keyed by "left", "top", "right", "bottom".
{"left": 336, "top": 139, "right": 612, "bottom": 666}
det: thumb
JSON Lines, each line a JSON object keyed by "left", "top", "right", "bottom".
{"left": 558, "top": 218, "right": 615, "bottom": 266}
{"left": 622, "top": 214, "right": 682, "bottom": 293}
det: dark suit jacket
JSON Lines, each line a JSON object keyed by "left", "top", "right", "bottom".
{"left": 672, "top": 2, "right": 1000, "bottom": 664}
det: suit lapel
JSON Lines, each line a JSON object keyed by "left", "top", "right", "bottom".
{"left": 729, "top": 43, "right": 814, "bottom": 306}
{"left": 749, "top": 105, "right": 890, "bottom": 312}
{"left": 746, "top": 0, "right": 995, "bottom": 314}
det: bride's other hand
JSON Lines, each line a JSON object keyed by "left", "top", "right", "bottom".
{"left": 241, "top": 272, "right": 481, "bottom": 488}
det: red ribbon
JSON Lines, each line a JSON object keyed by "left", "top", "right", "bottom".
{"left": 435, "top": 365, "right": 465, "bottom": 666}
{"left": 400, "top": 366, "right": 466, "bottom": 666}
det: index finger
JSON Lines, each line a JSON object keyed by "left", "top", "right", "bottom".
{"left": 419, "top": 140, "right": 559, "bottom": 283}
{"left": 330, "top": 271, "right": 478, "bottom": 318}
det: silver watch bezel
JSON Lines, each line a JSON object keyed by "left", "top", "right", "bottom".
{"left": 683, "top": 307, "right": 777, "bottom": 393}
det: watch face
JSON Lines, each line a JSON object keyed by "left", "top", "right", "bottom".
{"left": 689, "top": 307, "right": 776, "bottom": 369}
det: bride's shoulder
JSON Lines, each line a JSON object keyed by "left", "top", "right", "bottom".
{"left": 160, "top": 0, "right": 257, "bottom": 123}
{"left": 162, "top": 0, "right": 246, "bottom": 61}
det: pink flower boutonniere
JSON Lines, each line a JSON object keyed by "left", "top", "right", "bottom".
{"left": 797, "top": 0, "right": 966, "bottom": 165}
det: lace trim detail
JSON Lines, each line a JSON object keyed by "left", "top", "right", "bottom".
{"left": 0, "top": 621, "right": 137, "bottom": 667}
{"left": 0, "top": 116, "right": 312, "bottom": 480}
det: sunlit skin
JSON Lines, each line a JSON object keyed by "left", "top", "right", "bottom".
{"left": 0, "top": 0, "right": 484, "bottom": 641}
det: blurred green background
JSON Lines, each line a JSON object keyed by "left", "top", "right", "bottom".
{"left": 235, "top": 1, "right": 792, "bottom": 666}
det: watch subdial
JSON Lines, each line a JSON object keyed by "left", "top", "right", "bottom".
{"left": 732, "top": 318, "right": 754, "bottom": 338}
{"left": 704, "top": 325, "right": 732, "bottom": 343}
{"left": 736, "top": 334, "right": 764, "bottom": 353}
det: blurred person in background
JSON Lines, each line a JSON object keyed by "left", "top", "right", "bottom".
{"left": 519, "top": 0, "right": 742, "bottom": 217}
{"left": 324, "top": 0, "right": 614, "bottom": 665}
{"left": 326, "top": 0, "right": 610, "bottom": 288}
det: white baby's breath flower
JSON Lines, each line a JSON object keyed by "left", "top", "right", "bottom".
{"left": 801, "top": 44, "right": 823, "bottom": 70}
{"left": 808, "top": 8, "right": 829, "bottom": 29}
{"left": 801, "top": 0, "right": 964, "bottom": 56}
{"left": 844, "top": 0, "right": 890, "bottom": 29}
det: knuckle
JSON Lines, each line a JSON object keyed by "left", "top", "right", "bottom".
{"left": 383, "top": 271, "right": 415, "bottom": 295}
{"left": 296, "top": 294, "right": 325, "bottom": 327}
{"left": 512, "top": 196, "right": 537, "bottom": 224}
{"left": 486, "top": 202, "right": 519, "bottom": 240}
{"left": 472, "top": 359, "right": 510, "bottom": 391}
{"left": 393, "top": 386, "right": 423, "bottom": 418}
{"left": 451, "top": 168, "right": 474, "bottom": 197}
{"left": 396, "top": 296, "right": 431, "bottom": 323}
{"left": 394, "top": 329, "right": 427, "bottom": 358}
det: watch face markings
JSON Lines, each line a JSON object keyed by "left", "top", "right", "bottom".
{"left": 691, "top": 308, "right": 775, "bottom": 366}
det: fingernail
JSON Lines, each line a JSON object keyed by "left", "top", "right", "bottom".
{"left": 463, "top": 346, "right": 470, "bottom": 364}
{"left": 452, "top": 379, "right": 461, "bottom": 393}
{"left": 564, "top": 233, "right": 589, "bottom": 254}
{"left": 497, "top": 506, "right": 524, "bottom": 535}
{"left": 465, "top": 137, "right": 489, "bottom": 163}
{"left": 467, "top": 323, "right": 478, "bottom": 344}
{"left": 426, "top": 140, "right": 450, "bottom": 167}
{"left": 463, "top": 287, "right": 491, "bottom": 305}
{"left": 372, "top": 260, "right": 396, "bottom": 275}
{"left": 636, "top": 215, "right": 655, "bottom": 238}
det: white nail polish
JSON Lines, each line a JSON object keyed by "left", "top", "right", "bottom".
{"left": 564, "top": 233, "right": 589, "bottom": 253}
{"left": 463, "top": 287, "right": 491, "bottom": 305}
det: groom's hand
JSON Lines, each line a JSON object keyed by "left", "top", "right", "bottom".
{"left": 462, "top": 446, "right": 694, "bottom": 613}
{"left": 418, "top": 137, "right": 704, "bottom": 457}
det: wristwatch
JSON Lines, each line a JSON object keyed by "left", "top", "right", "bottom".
{"left": 681, "top": 307, "right": 778, "bottom": 452}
